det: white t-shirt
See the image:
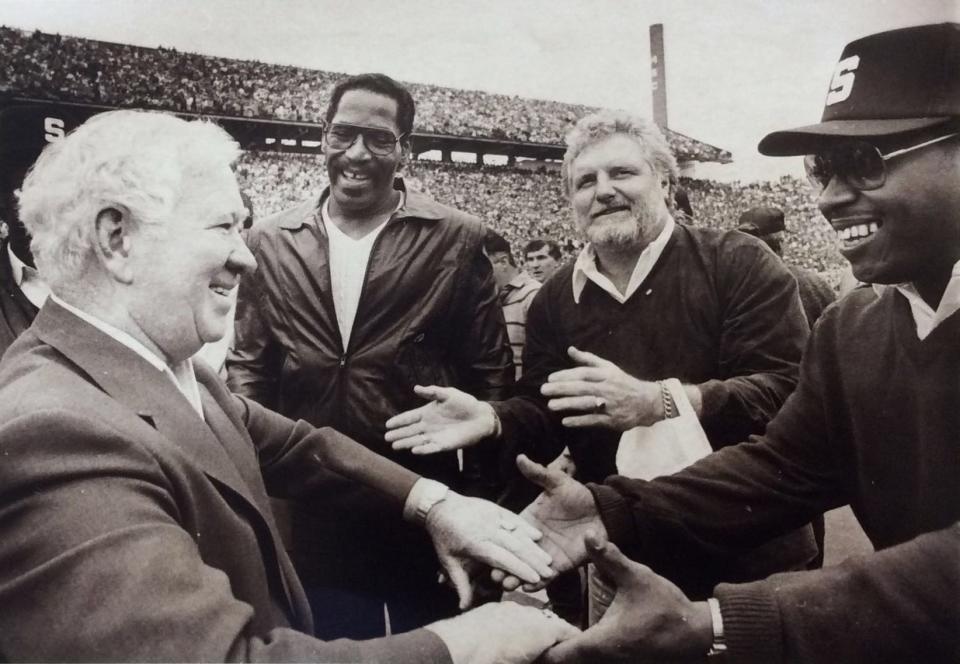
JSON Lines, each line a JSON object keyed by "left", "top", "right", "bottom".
{"left": 321, "top": 199, "right": 394, "bottom": 349}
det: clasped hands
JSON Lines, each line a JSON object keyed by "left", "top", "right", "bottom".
{"left": 385, "top": 347, "right": 663, "bottom": 458}
{"left": 435, "top": 455, "right": 712, "bottom": 663}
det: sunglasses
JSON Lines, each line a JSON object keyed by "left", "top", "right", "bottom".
{"left": 804, "top": 132, "right": 959, "bottom": 192}
{"left": 323, "top": 122, "right": 406, "bottom": 156}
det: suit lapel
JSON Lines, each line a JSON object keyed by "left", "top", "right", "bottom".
{"left": 35, "top": 300, "right": 313, "bottom": 628}
{"left": 196, "top": 372, "right": 313, "bottom": 631}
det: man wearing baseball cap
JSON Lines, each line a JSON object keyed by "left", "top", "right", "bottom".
{"left": 508, "top": 22, "right": 959, "bottom": 663}
{"left": 736, "top": 206, "right": 836, "bottom": 328}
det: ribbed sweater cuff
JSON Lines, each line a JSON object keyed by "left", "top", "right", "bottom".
{"left": 696, "top": 378, "right": 727, "bottom": 419}
{"left": 587, "top": 483, "right": 635, "bottom": 547}
{"left": 715, "top": 581, "right": 783, "bottom": 664}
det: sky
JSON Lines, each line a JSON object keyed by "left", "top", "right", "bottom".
{"left": 0, "top": 0, "right": 955, "bottom": 182}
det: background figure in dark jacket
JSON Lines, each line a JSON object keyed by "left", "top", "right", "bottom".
{"left": 227, "top": 73, "right": 514, "bottom": 639}
{"left": 737, "top": 205, "right": 836, "bottom": 326}
{"left": 0, "top": 104, "right": 71, "bottom": 356}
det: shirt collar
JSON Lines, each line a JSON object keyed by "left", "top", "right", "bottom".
{"left": 8, "top": 243, "right": 31, "bottom": 287}
{"left": 50, "top": 292, "right": 169, "bottom": 372}
{"left": 284, "top": 177, "right": 444, "bottom": 231}
{"left": 504, "top": 271, "right": 536, "bottom": 291}
{"left": 48, "top": 293, "right": 204, "bottom": 417}
{"left": 571, "top": 215, "right": 675, "bottom": 304}
{"left": 319, "top": 188, "right": 404, "bottom": 237}
{"left": 873, "top": 258, "right": 960, "bottom": 339}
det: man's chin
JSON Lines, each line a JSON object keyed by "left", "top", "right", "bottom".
{"left": 586, "top": 225, "right": 642, "bottom": 249}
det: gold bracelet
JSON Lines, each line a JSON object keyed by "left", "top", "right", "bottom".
{"left": 658, "top": 380, "right": 677, "bottom": 419}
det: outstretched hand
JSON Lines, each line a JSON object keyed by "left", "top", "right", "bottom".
{"left": 386, "top": 385, "right": 498, "bottom": 454}
{"left": 491, "top": 454, "right": 605, "bottom": 592}
{"left": 425, "top": 490, "right": 555, "bottom": 609}
{"left": 542, "top": 533, "right": 713, "bottom": 663}
{"left": 541, "top": 347, "right": 663, "bottom": 431}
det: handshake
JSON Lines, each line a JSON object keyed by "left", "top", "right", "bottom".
{"left": 419, "top": 455, "right": 710, "bottom": 664}
{"left": 417, "top": 454, "right": 598, "bottom": 664}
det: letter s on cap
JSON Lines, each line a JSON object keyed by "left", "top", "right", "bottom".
{"left": 825, "top": 55, "right": 860, "bottom": 106}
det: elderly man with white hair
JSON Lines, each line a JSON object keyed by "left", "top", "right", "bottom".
{"left": 0, "top": 109, "right": 577, "bottom": 663}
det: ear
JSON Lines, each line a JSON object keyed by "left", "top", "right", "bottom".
{"left": 93, "top": 206, "right": 135, "bottom": 284}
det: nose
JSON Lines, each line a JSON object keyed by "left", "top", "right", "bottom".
{"left": 817, "top": 174, "right": 859, "bottom": 220}
{"left": 343, "top": 133, "right": 371, "bottom": 159}
{"left": 227, "top": 232, "right": 258, "bottom": 276}
{"left": 595, "top": 173, "right": 615, "bottom": 202}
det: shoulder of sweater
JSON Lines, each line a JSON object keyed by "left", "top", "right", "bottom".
{"left": 810, "top": 285, "right": 886, "bottom": 339}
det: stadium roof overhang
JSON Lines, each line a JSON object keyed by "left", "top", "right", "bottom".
{"left": 2, "top": 96, "right": 733, "bottom": 165}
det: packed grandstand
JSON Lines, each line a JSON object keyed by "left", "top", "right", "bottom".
{"left": 0, "top": 25, "right": 845, "bottom": 281}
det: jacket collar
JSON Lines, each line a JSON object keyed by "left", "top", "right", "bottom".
{"left": 33, "top": 298, "right": 310, "bottom": 627}
{"left": 33, "top": 298, "right": 263, "bottom": 511}
{"left": 279, "top": 177, "right": 445, "bottom": 230}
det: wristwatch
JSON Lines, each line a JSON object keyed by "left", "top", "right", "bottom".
{"left": 408, "top": 479, "right": 450, "bottom": 526}
{"left": 706, "top": 597, "right": 728, "bottom": 658}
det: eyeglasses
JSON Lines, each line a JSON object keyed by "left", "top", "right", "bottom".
{"left": 804, "top": 132, "right": 959, "bottom": 192}
{"left": 323, "top": 122, "right": 405, "bottom": 156}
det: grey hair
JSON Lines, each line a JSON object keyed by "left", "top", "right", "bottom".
{"left": 561, "top": 110, "right": 678, "bottom": 198}
{"left": 18, "top": 110, "right": 241, "bottom": 289}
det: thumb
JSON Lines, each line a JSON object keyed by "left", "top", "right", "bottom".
{"left": 439, "top": 554, "right": 473, "bottom": 610}
{"left": 412, "top": 384, "right": 450, "bottom": 402}
{"left": 516, "top": 454, "right": 567, "bottom": 492}
{"left": 567, "top": 346, "right": 612, "bottom": 368}
{"left": 585, "top": 532, "right": 638, "bottom": 588}
{"left": 540, "top": 632, "right": 595, "bottom": 664}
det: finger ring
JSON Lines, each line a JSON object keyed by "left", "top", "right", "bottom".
{"left": 593, "top": 397, "right": 606, "bottom": 413}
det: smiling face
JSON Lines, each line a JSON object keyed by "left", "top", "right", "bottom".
{"left": 126, "top": 164, "right": 256, "bottom": 363}
{"left": 817, "top": 134, "right": 960, "bottom": 290}
{"left": 324, "top": 89, "right": 406, "bottom": 218}
{"left": 569, "top": 133, "right": 671, "bottom": 251}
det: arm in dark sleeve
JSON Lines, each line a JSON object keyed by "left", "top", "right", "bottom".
{"left": 492, "top": 282, "right": 569, "bottom": 467}
{"left": 237, "top": 394, "right": 420, "bottom": 519}
{"left": 226, "top": 228, "right": 283, "bottom": 409}
{"left": 589, "top": 324, "right": 847, "bottom": 580}
{"left": 0, "top": 410, "right": 449, "bottom": 663}
{"left": 450, "top": 222, "right": 514, "bottom": 401}
{"left": 715, "top": 523, "right": 960, "bottom": 664}
{"left": 696, "top": 236, "right": 809, "bottom": 446}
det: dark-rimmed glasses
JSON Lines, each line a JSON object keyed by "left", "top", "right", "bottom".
{"left": 323, "top": 122, "right": 406, "bottom": 156}
{"left": 804, "top": 132, "right": 959, "bottom": 192}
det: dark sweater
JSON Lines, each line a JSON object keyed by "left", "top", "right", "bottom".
{"left": 591, "top": 286, "right": 960, "bottom": 662}
{"left": 497, "top": 224, "right": 810, "bottom": 479}
{"left": 494, "top": 224, "right": 817, "bottom": 588}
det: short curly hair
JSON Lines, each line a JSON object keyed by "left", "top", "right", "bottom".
{"left": 561, "top": 110, "right": 677, "bottom": 198}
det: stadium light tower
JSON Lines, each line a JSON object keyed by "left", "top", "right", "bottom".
{"left": 650, "top": 24, "right": 668, "bottom": 128}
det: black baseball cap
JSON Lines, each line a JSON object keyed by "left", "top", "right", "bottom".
{"left": 759, "top": 23, "right": 960, "bottom": 156}
{"left": 736, "top": 206, "right": 785, "bottom": 236}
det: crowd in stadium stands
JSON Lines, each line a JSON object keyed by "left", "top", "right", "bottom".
{"left": 235, "top": 152, "right": 844, "bottom": 281}
{"left": 0, "top": 26, "right": 728, "bottom": 161}
{"left": 1, "top": 25, "right": 840, "bottom": 282}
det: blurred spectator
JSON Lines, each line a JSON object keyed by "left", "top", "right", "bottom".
{"left": 0, "top": 25, "right": 727, "bottom": 159}
{"left": 523, "top": 238, "right": 563, "bottom": 283}
{"left": 737, "top": 205, "right": 836, "bottom": 327}
{"left": 484, "top": 229, "right": 542, "bottom": 379}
